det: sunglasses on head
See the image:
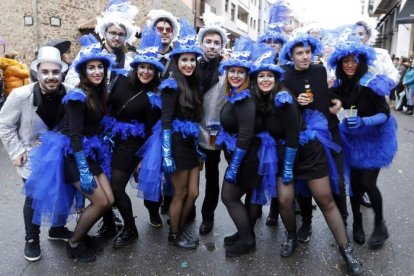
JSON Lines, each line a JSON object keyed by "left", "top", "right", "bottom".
{"left": 156, "top": 26, "right": 173, "bottom": 34}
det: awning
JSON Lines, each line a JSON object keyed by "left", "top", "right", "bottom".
{"left": 397, "top": 0, "right": 414, "bottom": 24}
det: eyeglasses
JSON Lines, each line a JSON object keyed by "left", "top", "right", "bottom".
{"left": 156, "top": 26, "right": 173, "bottom": 34}
{"left": 265, "top": 38, "right": 281, "bottom": 45}
{"left": 106, "top": 31, "right": 126, "bottom": 40}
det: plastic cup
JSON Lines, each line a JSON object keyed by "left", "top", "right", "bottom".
{"left": 344, "top": 108, "right": 358, "bottom": 118}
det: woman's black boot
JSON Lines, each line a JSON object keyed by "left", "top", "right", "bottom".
{"left": 224, "top": 232, "right": 240, "bottom": 246}
{"left": 66, "top": 240, "right": 96, "bottom": 263}
{"left": 225, "top": 239, "right": 256, "bottom": 258}
{"left": 338, "top": 243, "right": 364, "bottom": 275}
{"left": 368, "top": 219, "right": 389, "bottom": 248}
{"left": 352, "top": 214, "right": 365, "bottom": 244}
{"left": 113, "top": 226, "right": 139, "bottom": 249}
{"left": 168, "top": 231, "right": 197, "bottom": 249}
{"left": 280, "top": 231, "right": 297, "bottom": 257}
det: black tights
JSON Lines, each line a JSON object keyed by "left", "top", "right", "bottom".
{"left": 221, "top": 181, "right": 259, "bottom": 243}
{"left": 110, "top": 169, "right": 136, "bottom": 229}
{"left": 350, "top": 168, "right": 383, "bottom": 223}
{"left": 279, "top": 176, "right": 349, "bottom": 246}
{"left": 70, "top": 175, "right": 113, "bottom": 246}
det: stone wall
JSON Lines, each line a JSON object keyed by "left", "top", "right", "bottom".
{"left": 0, "top": 0, "right": 193, "bottom": 65}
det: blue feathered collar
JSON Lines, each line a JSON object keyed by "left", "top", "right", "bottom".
{"left": 62, "top": 88, "right": 86, "bottom": 104}
{"left": 274, "top": 91, "right": 293, "bottom": 107}
{"left": 225, "top": 89, "right": 251, "bottom": 104}
{"left": 359, "top": 72, "right": 395, "bottom": 97}
{"left": 147, "top": 92, "right": 161, "bottom": 109}
{"left": 159, "top": 78, "right": 177, "bottom": 92}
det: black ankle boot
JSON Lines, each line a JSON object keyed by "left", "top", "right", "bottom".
{"left": 225, "top": 239, "right": 256, "bottom": 258}
{"left": 406, "top": 105, "right": 414, "bottom": 115}
{"left": 368, "top": 219, "right": 389, "bottom": 248}
{"left": 352, "top": 215, "right": 365, "bottom": 245}
{"left": 113, "top": 226, "right": 139, "bottom": 249}
{"left": 168, "top": 231, "right": 197, "bottom": 249}
{"left": 224, "top": 232, "right": 240, "bottom": 246}
{"left": 338, "top": 243, "right": 364, "bottom": 275}
{"left": 66, "top": 240, "right": 96, "bottom": 263}
{"left": 280, "top": 231, "right": 297, "bottom": 257}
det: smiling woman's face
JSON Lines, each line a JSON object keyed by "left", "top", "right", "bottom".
{"left": 227, "top": 66, "right": 247, "bottom": 88}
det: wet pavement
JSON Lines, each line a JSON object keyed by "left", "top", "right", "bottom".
{"left": 0, "top": 110, "right": 413, "bottom": 275}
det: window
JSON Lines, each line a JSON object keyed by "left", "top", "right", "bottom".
{"left": 225, "top": 0, "right": 229, "bottom": 13}
{"left": 211, "top": 6, "right": 216, "bottom": 14}
{"left": 231, "top": 4, "right": 235, "bottom": 21}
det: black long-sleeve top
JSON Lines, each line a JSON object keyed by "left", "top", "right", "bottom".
{"left": 197, "top": 56, "right": 222, "bottom": 93}
{"left": 60, "top": 90, "right": 104, "bottom": 152}
{"left": 282, "top": 64, "right": 339, "bottom": 129}
{"left": 109, "top": 76, "right": 160, "bottom": 137}
{"left": 260, "top": 92, "right": 303, "bottom": 148}
{"left": 331, "top": 80, "right": 390, "bottom": 118}
{"left": 220, "top": 93, "right": 256, "bottom": 150}
{"left": 161, "top": 85, "right": 201, "bottom": 130}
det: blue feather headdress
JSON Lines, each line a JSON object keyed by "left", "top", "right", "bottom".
{"left": 327, "top": 36, "right": 376, "bottom": 70}
{"left": 130, "top": 25, "right": 165, "bottom": 72}
{"left": 258, "top": 0, "right": 289, "bottom": 45}
{"left": 279, "top": 34, "right": 323, "bottom": 65}
{"left": 74, "top": 34, "right": 116, "bottom": 74}
{"left": 250, "top": 42, "right": 284, "bottom": 78}
{"left": 219, "top": 36, "right": 254, "bottom": 74}
{"left": 170, "top": 17, "right": 203, "bottom": 57}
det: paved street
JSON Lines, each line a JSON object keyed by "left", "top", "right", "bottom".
{"left": 0, "top": 110, "right": 413, "bottom": 275}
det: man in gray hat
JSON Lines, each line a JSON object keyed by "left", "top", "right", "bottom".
{"left": 0, "top": 46, "right": 72, "bottom": 262}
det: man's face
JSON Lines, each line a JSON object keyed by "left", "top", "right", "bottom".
{"left": 353, "top": 26, "right": 369, "bottom": 45}
{"left": 201, "top": 33, "right": 222, "bottom": 60}
{"left": 265, "top": 38, "right": 282, "bottom": 53}
{"left": 291, "top": 45, "right": 312, "bottom": 71}
{"left": 37, "top": 62, "right": 62, "bottom": 92}
{"left": 155, "top": 20, "right": 173, "bottom": 46}
{"left": 105, "top": 24, "right": 127, "bottom": 51}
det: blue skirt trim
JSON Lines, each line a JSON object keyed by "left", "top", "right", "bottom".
{"left": 251, "top": 132, "right": 278, "bottom": 206}
{"left": 172, "top": 119, "right": 199, "bottom": 139}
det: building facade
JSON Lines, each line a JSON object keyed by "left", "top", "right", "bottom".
{"left": 369, "top": 0, "right": 414, "bottom": 58}
{"left": 0, "top": 0, "right": 193, "bottom": 64}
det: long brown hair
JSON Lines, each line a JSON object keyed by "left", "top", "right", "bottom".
{"left": 77, "top": 60, "right": 108, "bottom": 114}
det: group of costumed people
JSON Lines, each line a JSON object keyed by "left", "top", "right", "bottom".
{"left": 0, "top": 0, "right": 398, "bottom": 275}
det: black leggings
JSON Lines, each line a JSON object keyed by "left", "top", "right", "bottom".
{"left": 350, "top": 168, "right": 383, "bottom": 223}
{"left": 221, "top": 181, "right": 260, "bottom": 243}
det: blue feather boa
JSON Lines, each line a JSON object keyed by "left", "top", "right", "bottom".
{"left": 359, "top": 72, "right": 396, "bottom": 96}
{"left": 172, "top": 119, "right": 199, "bottom": 138}
{"left": 62, "top": 88, "right": 86, "bottom": 104}
{"left": 215, "top": 129, "right": 237, "bottom": 153}
{"left": 225, "top": 89, "right": 251, "bottom": 104}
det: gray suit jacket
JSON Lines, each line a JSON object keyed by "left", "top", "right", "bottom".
{"left": 0, "top": 82, "right": 71, "bottom": 178}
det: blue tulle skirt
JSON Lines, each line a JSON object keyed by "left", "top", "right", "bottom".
{"left": 136, "top": 121, "right": 163, "bottom": 202}
{"left": 251, "top": 132, "right": 278, "bottom": 206}
{"left": 23, "top": 132, "right": 76, "bottom": 226}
